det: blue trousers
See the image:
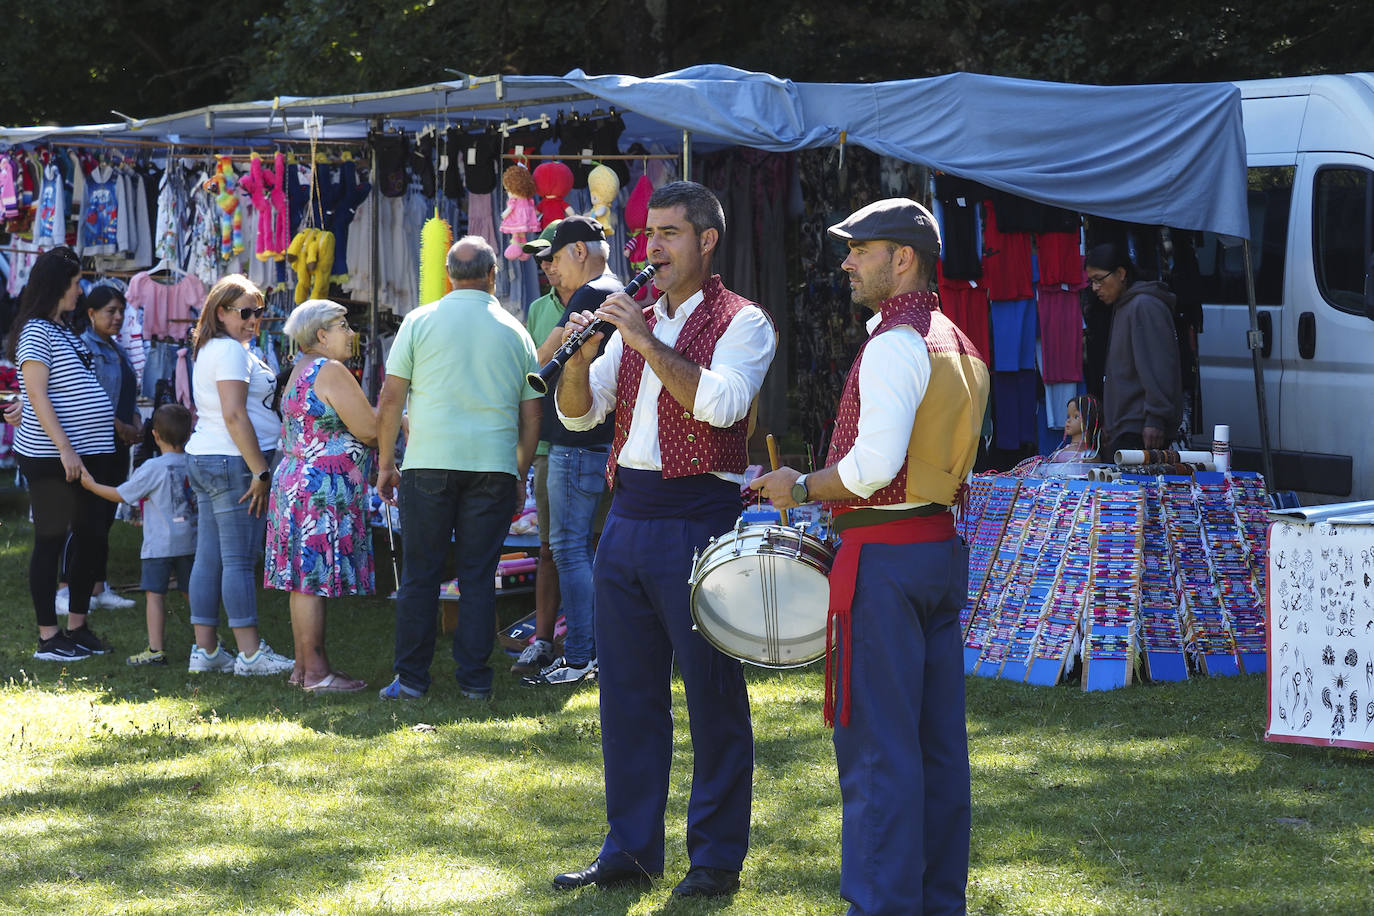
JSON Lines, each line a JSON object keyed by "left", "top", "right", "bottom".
{"left": 834, "top": 539, "right": 971, "bottom": 916}
{"left": 593, "top": 508, "right": 754, "bottom": 875}
{"left": 547, "top": 444, "right": 609, "bottom": 666}
{"left": 187, "top": 452, "right": 273, "bottom": 629}
{"left": 393, "top": 468, "right": 516, "bottom": 695}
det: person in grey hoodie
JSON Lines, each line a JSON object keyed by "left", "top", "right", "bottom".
{"left": 1085, "top": 243, "right": 1182, "bottom": 458}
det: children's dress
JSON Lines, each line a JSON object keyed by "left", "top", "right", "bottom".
{"left": 264, "top": 357, "right": 374, "bottom": 597}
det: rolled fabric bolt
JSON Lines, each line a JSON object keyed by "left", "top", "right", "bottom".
{"left": 1212, "top": 424, "right": 1231, "bottom": 473}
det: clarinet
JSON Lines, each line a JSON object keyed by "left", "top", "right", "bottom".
{"left": 526, "top": 264, "right": 657, "bottom": 394}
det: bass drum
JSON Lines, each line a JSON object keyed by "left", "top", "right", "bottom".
{"left": 688, "top": 522, "right": 834, "bottom": 668}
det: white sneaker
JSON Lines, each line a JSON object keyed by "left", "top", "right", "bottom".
{"left": 188, "top": 643, "right": 236, "bottom": 673}
{"left": 54, "top": 586, "right": 69, "bottom": 616}
{"left": 510, "top": 638, "right": 556, "bottom": 675}
{"left": 522, "top": 656, "right": 598, "bottom": 687}
{"left": 234, "top": 641, "right": 294, "bottom": 676}
{"left": 91, "top": 589, "right": 136, "bottom": 610}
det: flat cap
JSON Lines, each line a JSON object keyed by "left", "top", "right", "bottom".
{"left": 827, "top": 197, "right": 941, "bottom": 256}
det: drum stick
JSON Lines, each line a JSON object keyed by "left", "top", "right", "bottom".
{"left": 765, "top": 434, "right": 790, "bottom": 526}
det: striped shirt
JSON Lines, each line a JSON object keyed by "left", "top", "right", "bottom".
{"left": 15, "top": 318, "right": 115, "bottom": 458}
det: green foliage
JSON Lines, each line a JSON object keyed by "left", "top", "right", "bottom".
{"left": 0, "top": 0, "right": 270, "bottom": 126}
{"left": 1, "top": 505, "right": 1373, "bottom": 913}
{"left": 4, "top": 0, "right": 1372, "bottom": 127}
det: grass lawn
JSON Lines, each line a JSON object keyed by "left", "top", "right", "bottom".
{"left": 2, "top": 501, "right": 1373, "bottom": 915}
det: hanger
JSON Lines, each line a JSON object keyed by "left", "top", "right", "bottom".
{"left": 148, "top": 255, "right": 187, "bottom": 281}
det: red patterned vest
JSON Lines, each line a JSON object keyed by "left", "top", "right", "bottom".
{"left": 823, "top": 290, "right": 989, "bottom": 508}
{"left": 606, "top": 275, "right": 769, "bottom": 488}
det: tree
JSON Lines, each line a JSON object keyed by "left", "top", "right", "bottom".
{"left": 0, "top": 0, "right": 271, "bottom": 126}
{"left": 2, "top": 0, "right": 1371, "bottom": 128}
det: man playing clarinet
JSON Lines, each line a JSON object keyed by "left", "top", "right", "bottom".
{"left": 752, "top": 198, "right": 989, "bottom": 915}
{"left": 552, "top": 180, "right": 776, "bottom": 898}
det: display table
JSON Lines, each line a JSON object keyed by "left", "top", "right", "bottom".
{"left": 960, "top": 470, "right": 1269, "bottom": 690}
{"left": 1266, "top": 501, "right": 1374, "bottom": 750}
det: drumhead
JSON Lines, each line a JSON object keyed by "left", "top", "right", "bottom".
{"left": 691, "top": 548, "right": 830, "bottom": 668}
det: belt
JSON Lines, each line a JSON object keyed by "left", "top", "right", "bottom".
{"left": 831, "top": 503, "right": 949, "bottom": 533}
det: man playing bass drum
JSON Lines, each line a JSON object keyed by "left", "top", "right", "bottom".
{"left": 752, "top": 198, "right": 989, "bottom": 916}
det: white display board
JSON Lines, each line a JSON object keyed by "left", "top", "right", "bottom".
{"left": 1266, "top": 520, "right": 1374, "bottom": 749}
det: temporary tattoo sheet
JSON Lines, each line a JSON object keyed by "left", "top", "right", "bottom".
{"left": 1267, "top": 520, "right": 1374, "bottom": 750}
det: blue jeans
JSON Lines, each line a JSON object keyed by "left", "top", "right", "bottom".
{"left": 187, "top": 452, "right": 272, "bottom": 629}
{"left": 547, "top": 444, "right": 609, "bottom": 666}
{"left": 393, "top": 468, "right": 517, "bottom": 695}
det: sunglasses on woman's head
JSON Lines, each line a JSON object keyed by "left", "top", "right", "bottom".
{"left": 224, "top": 305, "right": 266, "bottom": 320}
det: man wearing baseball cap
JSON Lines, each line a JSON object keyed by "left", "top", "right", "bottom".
{"left": 751, "top": 197, "right": 988, "bottom": 914}
{"left": 523, "top": 215, "right": 622, "bottom": 687}
{"left": 510, "top": 220, "right": 572, "bottom": 677}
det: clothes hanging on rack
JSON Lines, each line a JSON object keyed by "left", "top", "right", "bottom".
{"left": 127, "top": 269, "right": 207, "bottom": 339}
{"left": 34, "top": 162, "right": 66, "bottom": 248}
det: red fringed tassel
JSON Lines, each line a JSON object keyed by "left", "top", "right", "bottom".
{"left": 823, "top": 604, "right": 853, "bottom": 728}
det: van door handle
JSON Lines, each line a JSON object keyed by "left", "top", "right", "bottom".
{"left": 1257, "top": 311, "right": 1273, "bottom": 358}
{"left": 1298, "top": 311, "right": 1316, "bottom": 359}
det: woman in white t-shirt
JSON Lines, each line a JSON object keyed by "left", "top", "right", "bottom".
{"left": 8, "top": 247, "right": 117, "bottom": 662}
{"left": 184, "top": 274, "right": 293, "bottom": 678}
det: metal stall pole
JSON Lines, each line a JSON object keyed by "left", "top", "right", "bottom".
{"left": 368, "top": 119, "right": 382, "bottom": 401}
{"left": 682, "top": 129, "right": 691, "bottom": 181}
{"left": 1241, "top": 239, "right": 1276, "bottom": 492}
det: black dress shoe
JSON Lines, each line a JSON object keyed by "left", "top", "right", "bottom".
{"left": 673, "top": 866, "right": 741, "bottom": 897}
{"left": 552, "top": 859, "right": 657, "bottom": 891}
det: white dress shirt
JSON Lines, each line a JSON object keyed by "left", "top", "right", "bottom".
{"left": 557, "top": 287, "right": 776, "bottom": 484}
{"left": 834, "top": 311, "right": 932, "bottom": 507}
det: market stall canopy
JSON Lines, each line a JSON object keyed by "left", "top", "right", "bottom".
{"left": 1, "top": 65, "right": 1250, "bottom": 238}
{"left": 562, "top": 66, "right": 1250, "bottom": 238}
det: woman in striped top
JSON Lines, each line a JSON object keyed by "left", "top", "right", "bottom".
{"left": 8, "top": 247, "right": 117, "bottom": 662}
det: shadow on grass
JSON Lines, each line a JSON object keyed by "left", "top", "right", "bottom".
{"left": 0, "top": 664, "right": 844, "bottom": 913}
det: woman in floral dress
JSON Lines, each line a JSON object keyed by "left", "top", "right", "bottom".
{"left": 265, "top": 299, "right": 378, "bottom": 692}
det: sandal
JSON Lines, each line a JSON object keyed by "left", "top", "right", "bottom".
{"left": 288, "top": 669, "right": 304, "bottom": 688}
{"left": 303, "top": 671, "right": 367, "bottom": 693}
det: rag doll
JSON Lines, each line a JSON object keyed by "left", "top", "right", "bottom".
{"left": 585, "top": 164, "right": 620, "bottom": 236}
{"left": 622, "top": 174, "right": 653, "bottom": 272}
{"left": 499, "top": 164, "right": 540, "bottom": 260}
{"left": 532, "top": 161, "right": 575, "bottom": 229}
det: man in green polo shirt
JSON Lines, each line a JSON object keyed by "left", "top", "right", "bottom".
{"left": 376, "top": 235, "right": 542, "bottom": 700}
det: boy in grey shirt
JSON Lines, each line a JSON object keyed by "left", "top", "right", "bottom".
{"left": 82, "top": 404, "right": 197, "bottom": 666}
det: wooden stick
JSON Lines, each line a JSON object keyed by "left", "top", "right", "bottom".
{"left": 765, "top": 433, "right": 789, "bottom": 526}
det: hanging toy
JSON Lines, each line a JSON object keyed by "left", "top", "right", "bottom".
{"left": 585, "top": 164, "right": 620, "bottom": 236}
{"left": 310, "top": 229, "right": 336, "bottom": 299}
{"left": 285, "top": 228, "right": 316, "bottom": 304}
{"left": 419, "top": 212, "right": 454, "bottom": 304}
{"left": 499, "top": 164, "right": 540, "bottom": 260}
{"left": 202, "top": 155, "right": 244, "bottom": 260}
{"left": 622, "top": 174, "right": 653, "bottom": 271}
{"left": 532, "top": 161, "right": 575, "bottom": 229}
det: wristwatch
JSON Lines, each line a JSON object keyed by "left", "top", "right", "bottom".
{"left": 790, "top": 473, "right": 810, "bottom": 505}
{"left": 256, "top": 468, "right": 271, "bottom": 482}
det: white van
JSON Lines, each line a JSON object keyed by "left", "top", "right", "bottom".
{"left": 1195, "top": 73, "right": 1374, "bottom": 500}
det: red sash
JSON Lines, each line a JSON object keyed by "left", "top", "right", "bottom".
{"left": 825, "top": 510, "right": 956, "bottom": 727}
